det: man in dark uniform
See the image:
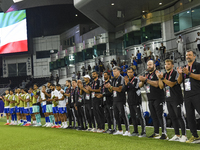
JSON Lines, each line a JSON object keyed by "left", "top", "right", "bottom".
{"left": 105, "top": 66, "right": 130, "bottom": 136}
{"left": 139, "top": 60, "right": 168, "bottom": 140}
{"left": 177, "top": 50, "right": 200, "bottom": 143}
{"left": 88, "top": 71, "right": 105, "bottom": 133}
{"left": 123, "top": 67, "right": 146, "bottom": 137}
{"left": 156, "top": 59, "right": 187, "bottom": 142}
{"left": 79, "top": 75, "right": 96, "bottom": 131}
{"left": 96, "top": 71, "right": 116, "bottom": 134}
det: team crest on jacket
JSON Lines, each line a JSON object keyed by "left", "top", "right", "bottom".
{"left": 192, "top": 69, "right": 196, "bottom": 72}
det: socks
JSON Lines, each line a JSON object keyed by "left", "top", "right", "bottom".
{"left": 14, "top": 114, "right": 17, "bottom": 121}
{"left": 49, "top": 115, "right": 53, "bottom": 123}
{"left": 45, "top": 117, "right": 50, "bottom": 123}
{"left": 20, "top": 119, "right": 23, "bottom": 123}
{"left": 12, "top": 114, "right": 14, "bottom": 121}
{"left": 7, "top": 119, "right": 9, "bottom": 123}
{"left": 58, "top": 121, "right": 61, "bottom": 125}
{"left": 35, "top": 114, "right": 41, "bottom": 123}
{"left": 24, "top": 120, "right": 27, "bottom": 124}
{"left": 18, "top": 120, "right": 21, "bottom": 124}
{"left": 55, "top": 122, "right": 58, "bottom": 125}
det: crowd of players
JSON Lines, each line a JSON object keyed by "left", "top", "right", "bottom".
{"left": 1, "top": 50, "right": 200, "bottom": 144}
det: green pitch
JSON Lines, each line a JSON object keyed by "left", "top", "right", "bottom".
{"left": 0, "top": 118, "right": 199, "bottom": 150}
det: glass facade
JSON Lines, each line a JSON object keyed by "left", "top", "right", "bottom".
{"left": 173, "top": 5, "right": 200, "bottom": 32}
{"left": 75, "top": 51, "right": 84, "bottom": 63}
{"left": 141, "top": 23, "right": 161, "bottom": 43}
{"left": 124, "top": 30, "right": 141, "bottom": 48}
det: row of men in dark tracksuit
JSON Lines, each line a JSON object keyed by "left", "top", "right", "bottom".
{"left": 64, "top": 50, "right": 200, "bottom": 144}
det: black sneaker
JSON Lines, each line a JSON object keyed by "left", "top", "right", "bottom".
{"left": 131, "top": 132, "right": 139, "bottom": 136}
{"left": 139, "top": 132, "right": 146, "bottom": 138}
{"left": 66, "top": 126, "right": 72, "bottom": 129}
{"left": 103, "top": 129, "right": 109, "bottom": 133}
{"left": 160, "top": 134, "right": 169, "bottom": 140}
{"left": 106, "top": 129, "right": 112, "bottom": 134}
{"left": 148, "top": 133, "right": 160, "bottom": 138}
{"left": 109, "top": 130, "right": 116, "bottom": 134}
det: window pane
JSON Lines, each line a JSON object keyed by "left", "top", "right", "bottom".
{"left": 124, "top": 31, "right": 141, "bottom": 48}
{"left": 173, "top": 10, "right": 192, "bottom": 32}
{"left": 8, "top": 64, "right": 17, "bottom": 77}
{"left": 18, "top": 63, "right": 27, "bottom": 76}
{"left": 192, "top": 6, "right": 200, "bottom": 27}
{"left": 68, "top": 54, "right": 75, "bottom": 64}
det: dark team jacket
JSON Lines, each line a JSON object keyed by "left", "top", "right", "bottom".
{"left": 46, "top": 88, "right": 52, "bottom": 105}
{"left": 82, "top": 82, "right": 92, "bottom": 105}
{"left": 91, "top": 78, "right": 102, "bottom": 101}
{"left": 32, "top": 90, "right": 40, "bottom": 106}
{"left": 65, "top": 86, "right": 71, "bottom": 105}
{"left": 73, "top": 86, "right": 83, "bottom": 106}
{"left": 182, "top": 61, "right": 200, "bottom": 99}
{"left": 144, "top": 70, "right": 165, "bottom": 101}
{"left": 111, "top": 75, "right": 126, "bottom": 104}
{"left": 101, "top": 80, "right": 113, "bottom": 106}
{"left": 122, "top": 76, "right": 141, "bottom": 105}
{"left": 163, "top": 70, "right": 183, "bottom": 104}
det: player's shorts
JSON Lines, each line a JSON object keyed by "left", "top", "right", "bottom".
{"left": 29, "top": 107, "right": 33, "bottom": 114}
{"left": 32, "top": 105, "right": 40, "bottom": 113}
{"left": 23, "top": 108, "right": 29, "bottom": 114}
{"left": 9, "top": 107, "right": 15, "bottom": 114}
{"left": 19, "top": 107, "right": 24, "bottom": 114}
{"left": 46, "top": 104, "right": 53, "bottom": 113}
{"left": 58, "top": 107, "right": 67, "bottom": 114}
{"left": 4, "top": 108, "right": 10, "bottom": 114}
{"left": 42, "top": 105, "right": 46, "bottom": 113}
{"left": 53, "top": 107, "right": 58, "bottom": 114}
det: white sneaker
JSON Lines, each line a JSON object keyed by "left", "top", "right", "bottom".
{"left": 179, "top": 135, "right": 188, "bottom": 142}
{"left": 63, "top": 124, "right": 68, "bottom": 129}
{"left": 113, "top": 130, "right": 123, "bottom": 135}
{"left": 123, "top": 131, "right": 131, "bottom": 136}
{"left": 169, "top": 135, "right": 180, "bottom": 141}
{"left": 91, "top": 128, "right": 97, "bottom": 132}
{"left": 97, "top": 129, "right": 104, "bottom": 133}
{"left": 42, "top": 123, "right": 48, "bottom": 127}
{"left": 154, "top": 134, "right": 161, "bottom": 139}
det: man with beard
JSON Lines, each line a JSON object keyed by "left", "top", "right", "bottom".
{"left": 105, "top": 66, "right": 130, "bottom": 136}
{"left": 177, "top": 50, "right": 200, "bottom": 143}
{"left": 139, "top": 60, "right": 167, "bottom": 140}
{"left": 87, "top": 71, "right": 104, "bottom": 132}
{"left": 95, "top": 72, "right": 116, "bottom": 134}
{"left": 123, "top": 67, "right": 146, "bottom": 137}
{"left": 79, "top": 75, "right": 96, "bottom": 131}
{"left": 42, "top": 82, "right": 54, "bottom": 127}
{"left": 156, "top": 59, "right": 187, "bottom": 142}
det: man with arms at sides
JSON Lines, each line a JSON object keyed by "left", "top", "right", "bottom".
{"left": 28, "top": 87, "right": 35, "bottom": 126}
{"left": 1, "top": 90, "right": 10, "bottom": 125}
{"left": 105, "top": 66, "right": 130, "bottom": 136}
{"left": 18, "top": 89, "right": 25, "bottom": 125}
{"left": 156, "top": 59, "right": 187, "bottom": 142}
{"left": 139, "top": 60, "right": 168, "bottom": 140}
{"left": 39, "top": 85, "right": 50, "bottom": 127}
{"left": 88, "top": 71, "right": 105, "bottom": 133}
{"left": 47, "top": 84, "right": 60, "bottom": 128}
{"left": 42, "top": 82, "right": 54, "bottom": 127}
{"left": 31, "top": 84, "right": 42, "bottom": 127}
{"left": 95, "top": 71, "right": 116, "bottom": 134}
{"left": 123, "top": 67, "right": 146, "bottom": 137}
{"left": 79, "top": 75, "right": 96, "bottom": 131}
{"left": 56, "top": 84, "right": 68, "bottom": 128}
{"left": 177, "top": 50, "right": 200, "bottom": 143}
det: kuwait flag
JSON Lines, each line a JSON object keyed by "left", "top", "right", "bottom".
{"left": 0, "top": 10, "right": 28, "bottom": 54}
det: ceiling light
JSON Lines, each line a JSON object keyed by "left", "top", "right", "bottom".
{"left": 159, "top": 3, "right": 162, "bottom": 5}
{"left": 111, "top": 3, "right": 114, "bottom": 6}
{"left": 142, "top": 11, "right": 145, "bottom": 13}
{"left": 75, "top": 14, "right": 78, "bottom": 17}
{"left": 187, "top": 11, "right": 190, "bottom": 13}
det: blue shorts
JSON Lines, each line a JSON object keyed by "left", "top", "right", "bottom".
{"left": 9, "top": 107, "right": 15, "bottom": 114}
{"left": 42, "top": 105, "right": 46, "bottom": 113}
{"left": 16, "top": 106, "right": 20, "bottom": 113}
{"left": 29, "top": 107, "right": 33, "bottom": 114}
{"left": 58, "top": 107, "right": 67, "bottom": 114}
{"left": 53, "top": 107, "right": 58, "bottom": 114}
{"left": 23, "top": 108, "right": 29, "bottom": 114}
{"left": 4, "top": 108, "right": 10, "bottom": 114}
{"left": 20, "top": 107, "right": 24, "bottom": 114}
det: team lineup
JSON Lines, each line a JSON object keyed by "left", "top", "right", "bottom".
{"left": 1, "top": 50, "right": 200, "bottom": 144}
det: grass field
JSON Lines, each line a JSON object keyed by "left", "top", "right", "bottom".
{"left": 0, "top": 118, "right": 199, "bottom": 150}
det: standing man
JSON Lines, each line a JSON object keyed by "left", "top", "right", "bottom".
{"left": 139, "top": 60, "right": 168, "bottom": 139}
{"left": 9, "top": 90, "right": 16, "bottom": 125}
{"left": 123, "top": 67, "right": 146, "bottom": 137}
{"left": 88, "top": 71, "right": 105, "bottom": 132}
{"left": 96, "top": 71, "right": 116, "bottom": 134}
{"left": 156, "top": 59, "right": 187, "bottom": 142}
{"left": 137, "top": 50, "right": 142, "bottom": 64}
{"left": 177, "top": 35, "right": 184, "bottom": 56}
{"left": 105, "top": 66, "right": 130, "bottom": 136}
{"left": 177, "top": 50, "right": 200, "bottom": 143}
{"left": 159, "top": 42, "right": 166, "bottom": 60}
{"left": 195, "top": 32, "right": 200, "bottom": 52}
{"left": 79, "top": 75, "right": 96, "bottom": 131}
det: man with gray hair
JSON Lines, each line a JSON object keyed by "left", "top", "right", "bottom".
{"left": 105, "top": 66, "right": 130, "bottom": 136}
